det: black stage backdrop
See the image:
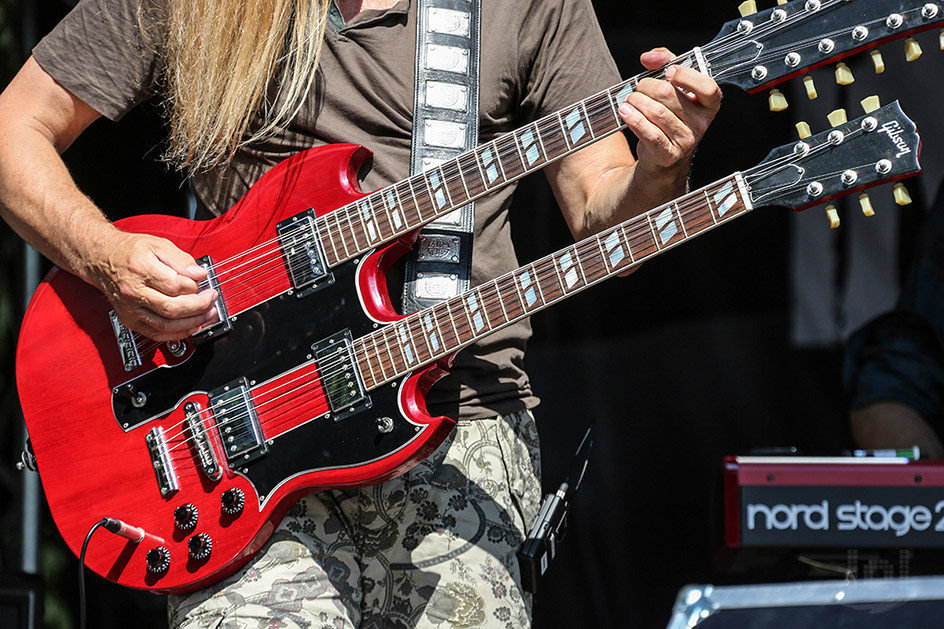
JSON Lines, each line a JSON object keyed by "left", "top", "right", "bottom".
{"left": 2, "top": 1, "right": 943, "bottom": 627}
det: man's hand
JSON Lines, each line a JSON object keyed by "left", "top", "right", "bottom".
{"left": 618, "top": 48, "right": 722, "bottom": 180}
{"left": 87, "top": 229, "right": 218, "bottom": 342}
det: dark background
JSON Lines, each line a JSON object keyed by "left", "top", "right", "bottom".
{"left": 1, "top": 1, "right": 943, "bottom": 627}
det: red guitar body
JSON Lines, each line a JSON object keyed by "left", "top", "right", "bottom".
{"left": 15, "top": 144, "right": 455, "bottom": 593}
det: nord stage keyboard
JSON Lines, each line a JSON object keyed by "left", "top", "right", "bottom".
{"left": 723, "top": 456, "right": 944, "bottom": 549}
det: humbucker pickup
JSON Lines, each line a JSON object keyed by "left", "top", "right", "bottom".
{"left": 208, "top": 377, "right": 267, "bottom": 468}
{"left": 277, "top": 209, "right": 334, "bottom": 297}
{"left": 312, "top": 330, "right": 370, "bottom": 422}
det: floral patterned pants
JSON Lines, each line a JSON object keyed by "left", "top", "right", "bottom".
{"left": 169, "top": 410, "right": 542, "bottom": 629}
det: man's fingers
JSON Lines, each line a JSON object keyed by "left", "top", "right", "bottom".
{"left": 640, "top": 47, "right": 675, "bottom": 70}
{"left": 122, "top": 304, "right": 219, "bottom": 341}
{"left": 138, "top": 284, "right": 218, "bottom": 320}
{"left": 665, "top": 65, "right": 723, "bottom": 111}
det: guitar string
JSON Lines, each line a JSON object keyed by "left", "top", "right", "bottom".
{"left": 180, "top": 124, "right": 883, "bottom": 455}
{"left": 123, "top": 0, "right": 866, "bottom": 354}
{"left": 129, "top": 2, "right": 888, "bottom": 424}
{"left": 160, "top": 143, "right": 839, "bottom": 456}
{"left": 157, "top": 88, "right": 876, "bottom": 453}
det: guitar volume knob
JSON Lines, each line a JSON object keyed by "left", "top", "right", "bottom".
{"left": 188, "top": 533, "right": 213, "bottom": 560}
{"left": 146, "top": 546, "right": 171, "bottom": 573}
{"left": 174, "top": 503, "right": 198, "bottom": 530}
{"left": 221, "top": 488, "right": 245, "bottom": 515}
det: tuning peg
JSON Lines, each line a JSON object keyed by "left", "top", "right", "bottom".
{"left": 796, "top": 121, "right": 812, "bottom": 139}
{"left": 860, "top": 95, "right": 881, "bottom": 114}
{"left": 777, "top": 0, "right": 787, "bottom": 4}
{"left": 738, "top": 0, "right": 757, "bottom": 16}
{"left": 939, "top": 28, "right": 944, "bottom": 50}
{"left": 870, "top": 49, "right": 886, "bottom": 74}
{"left": 768, "top": 88, "right": 788, "bottom": 112}
{"left": 827, "top": 108, "right": 848, "bottom": 127}
{"left": 905, "top": 37, "right": 923, "bottom": 62}
{"left": 859, "top": 193, "right": 875, "bottom": 217}
{"left": 835, "top": 62, "right": 855, "bottom": 85}
{"left": 893, "top": 183, "right": 912, "bottom": 206}
{"left": 825, "top": 204, "right": 841, "bottom": 229}
{"left": 802, "top": 75, "right": 818, "bottom": 99}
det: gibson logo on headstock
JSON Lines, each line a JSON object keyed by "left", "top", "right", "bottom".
{"left": 877, "top": 120, "right": 912, "bottom": 158}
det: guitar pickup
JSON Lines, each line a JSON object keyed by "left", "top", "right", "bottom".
{"left": 192, "top": 255, "right": 232, "bottom": 343}
{"left": 209, "top": 377, "right": 267, "bottom": 468}
{"left": 312, "top": 330, "right": 370, "bottom": 421}
{"left": 277, "top": 209, "right": 334, "bottom": 298}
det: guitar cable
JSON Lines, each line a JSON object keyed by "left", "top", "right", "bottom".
{"left": 79, "top": 517, "right": 147, "bottom": 629}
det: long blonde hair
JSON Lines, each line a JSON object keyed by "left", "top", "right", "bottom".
{"left": 149, "top": 0, "right": 331, "bottom": 172}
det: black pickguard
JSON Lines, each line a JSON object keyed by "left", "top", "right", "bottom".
{"left": 113, "top": 258, "right": 376, "bottom": 428}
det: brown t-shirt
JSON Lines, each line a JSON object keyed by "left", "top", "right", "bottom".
{"left": 34, "top": 0, "right": 622, "bottom": 419}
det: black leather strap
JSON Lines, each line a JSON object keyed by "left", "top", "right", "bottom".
{"left": 402, "top": 0, "right": 481, "bottom": 313}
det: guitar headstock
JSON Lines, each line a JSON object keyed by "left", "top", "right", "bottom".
{"left": 743, "top": 101, "right": 920, "bottom": 212}
{"left": 704, "top": 0, "right": 944, "bottom": 91}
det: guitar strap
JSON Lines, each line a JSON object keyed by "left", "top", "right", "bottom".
{"left": 401, "top": 0, "right": 482, "bottom": 313}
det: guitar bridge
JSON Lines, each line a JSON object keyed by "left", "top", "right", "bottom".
{"left": 109, "top": 311, "right": 142, "bottom": 372}
{"left": 277, "top": 209, "right": 334, "bottom": 298}
{"left": 145, "top": 426, "right": 179, "bottom": 497}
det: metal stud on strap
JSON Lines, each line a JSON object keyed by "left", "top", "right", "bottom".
{"left": 402, "top": 0, "right": 481, "bottom": 312}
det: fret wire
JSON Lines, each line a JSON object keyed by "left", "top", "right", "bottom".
{"left": 419, "top": 308, "right": 441, "bottom": 358}
{"left": 579, "top": 102, "right": 596, "bottom": 140}
{"left": 435, "top": 164, "right": 454, "bottom": 211}
{"left": 555, "top": 111, "right": 572, "bottom": 151}
{"left": 703, "top": 189, "right": 719, "bottom": 225}
{"left": 440, "top": 158, "right": 468, "bottom": 207}
{"left": 352, "top": 339, "right": 375, "bottom": 390}
{"left": 478, "top": 281, "right": 505, "bottom": 329}
{"left": 420, "top": 172, "right": 441, "bottom": 222}
{"left": 536, "top": 115, "right": 566, "bottom": 161}
{"left": 342, "top": 206, "right": 366, "bottom": 253}
{"left": 473, "top": 145, "right": 494, "bottom": 192}
{"left": 512, "top": 131, "right": 528, "bottom": 171}
{"left": 407, "top": 315, "right": 430, "bottom": 364}
{"left": 457, "top": 152, "right": 484, "bottom": 200}
{"left": 435, "top": 301, "right": 460, "bottom": 354}
{"left": 389, "top": 184, "right": 407, "bottom": 232}
{"left": 534, "top": 257, "right": 562, "bottom": 304}
{"left": 550, "top": 253, "right": 567, "bottom": 292}
{"left": 532, "top": 123, "right": 549, "bottom": 161}
{"left": 332, "top": 210, "right": 352, "bottom": 258}
{"left": 381, "top": 326, "right": 402, "bottom": 375}
{"left": 575, "top": 238, "right": 604, "bottom": 283}
{"left": 369, "top": 192, "right": 394, "bottom": 241}
{"left": 646, "top": 213, "right": 666, "bottom": 251}
{"left": 369, "top": 334, "right": 389, "bottom": 381}
{"left": 493, "top": 276, "right": 511, "bottom": 321}
{"left": 674, "top": 202, "right": 689, "bottom": 239}
{"left": 396, "top": 319, "right": 420, "bottom": 367}
{"left": 314, "top": 214, "right": 339, "bottom": 266}
{"left": 493, "top": 136, "right": 516, "bottom": 181}
{"left": 488, "top": 139, "right": 509, "bottom": 184}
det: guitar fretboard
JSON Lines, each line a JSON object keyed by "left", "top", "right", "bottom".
{"left": 353, "top": 173, "right": 750, "bottom": 389}
{"left": 302, "top": 52, "right": 702, "bottom": 267}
